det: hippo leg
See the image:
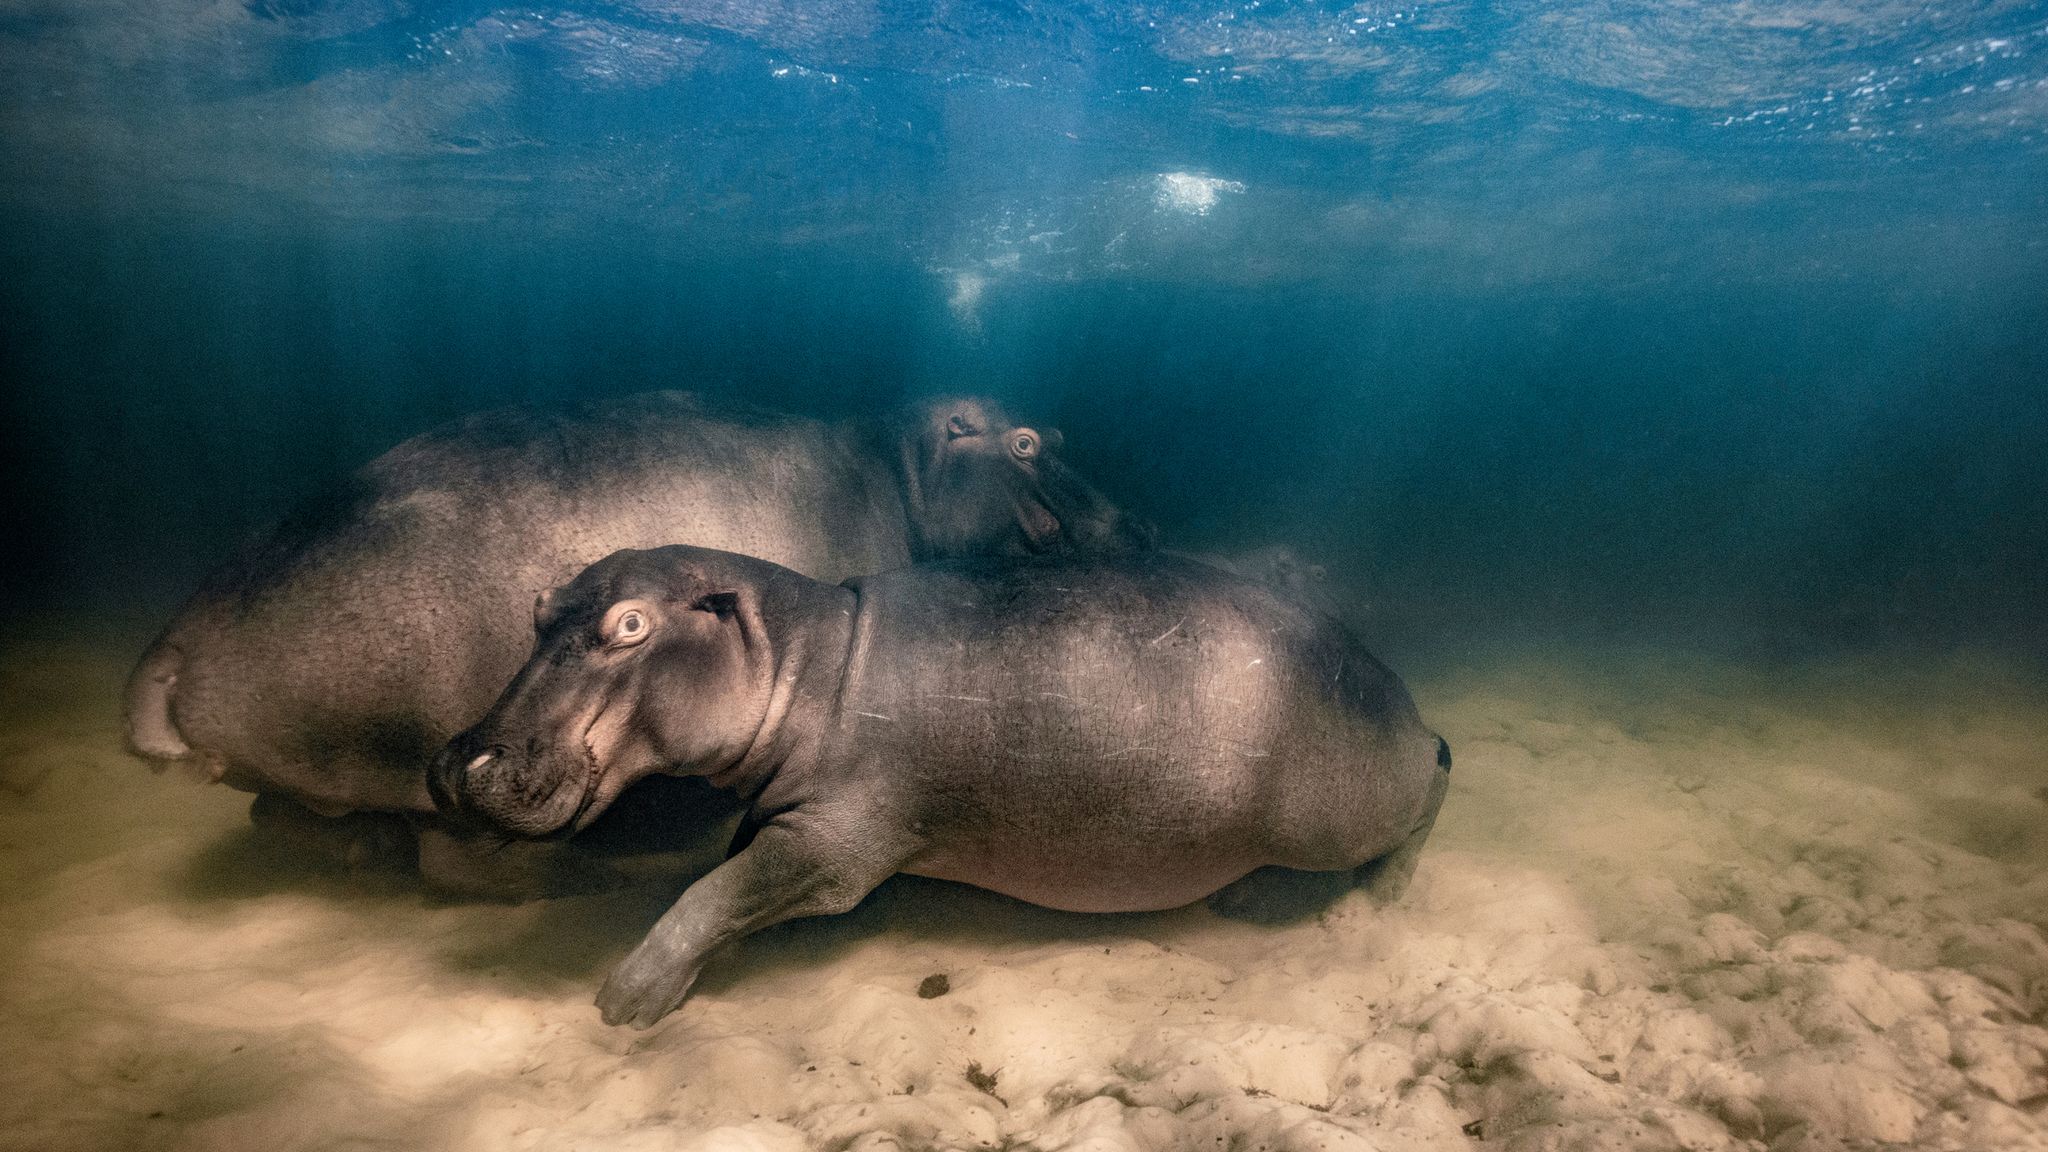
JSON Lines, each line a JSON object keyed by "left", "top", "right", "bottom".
{"left": 248, "top": 794, "right": 417, "bottom": 874}
{"left": 417, "top": 779, "right": 747, "bottom": 902}
{"left": 597, "top": 814, "right": 907, "bottom": 1029}
{"left": 1204, "top": 865, "right": 1354, "bottom": 925}
{"left": 1354, "top": 764, "right": 1451, "bottom": 906}
{"left": 413, "top": 824, "right": 637, "bottom": 901}
{"left": 1207, "top": 758, "right": 1452, "bottom": 923}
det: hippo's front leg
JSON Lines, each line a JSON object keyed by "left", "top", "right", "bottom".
{"left": 597, "top": 808, "right": 909, "bottom": 1028}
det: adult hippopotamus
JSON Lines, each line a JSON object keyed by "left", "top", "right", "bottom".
{"left": 124, "top": 393, "right": 1150, "bottom": 886}
{"left": 430, "top": 545, "right": 1451, "bottom": 1028}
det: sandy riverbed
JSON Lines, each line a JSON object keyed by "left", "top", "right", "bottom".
{"left": 1, "top": 632, "right": 2043, "bottom": 1151}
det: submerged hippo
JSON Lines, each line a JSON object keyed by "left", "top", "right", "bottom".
{"left": 430, "top": 545, "right": 1451, "bottom": 1028}
{"left": 124, "top": 393, "right": 1149, "bottom": 886}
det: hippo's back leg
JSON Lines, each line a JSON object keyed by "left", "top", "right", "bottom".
{"left": 248, "top": 794, "right": 418, "bottom": 874}
{"left": 245, "top": 794, "right": 605, "bottom": 899}
{"left": 1209, "top": 741, "right": 1452, "bottom": 923}
{"left": 1354, "top": 752, "right": 1451, "bottom": 906}
{"left": 414, "top": 825, "right": 640, "bottom": 901}
{"left": 1204, "top": 865, "right": 1354, "bottom": 924}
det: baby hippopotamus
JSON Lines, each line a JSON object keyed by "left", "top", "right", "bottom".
{"left": 431, "top": 546, "right": 1451, "bottom": 1028}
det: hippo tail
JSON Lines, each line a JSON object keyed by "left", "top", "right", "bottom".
{"left": 124, "top": 637, "right": 192, "bottom": 767}
{"left": 1436, "top": 734, "right": 1452, "bottom": 773}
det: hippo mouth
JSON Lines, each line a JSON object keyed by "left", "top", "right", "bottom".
{"left": 562, "top": 698, "right": 628, "bottom": 835}
{"left": 431, "top": 668, "right": 645, "bottom": 841}
{"left": 1016, "top": 498, "right": 1063, "bottom": 553}
{"left": 124, "top": 639, "right": 193, "bottom": 764}
{"left": 508, "top": 726, "right": 606, "bottom": 841}
{"left": 560, "top": 758, "right": 606, "bottom": 837}
{"left": 433, "top": 725, "right": 603, "bottom": 842}
{"left": 1028, "top": 454, "right": 1155, "bottom": 555}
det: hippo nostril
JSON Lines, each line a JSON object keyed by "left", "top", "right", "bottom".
{"left": 429, "top": 740, "right": 505, "bottom": 820}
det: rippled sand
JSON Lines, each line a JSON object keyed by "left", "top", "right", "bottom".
{"left": 2, "top": 631, "right": 2043, "bottom": 1151}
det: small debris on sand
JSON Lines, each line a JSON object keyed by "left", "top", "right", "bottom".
{"left": 965, "top": 1061, "right": 1003, "bottom": 1102}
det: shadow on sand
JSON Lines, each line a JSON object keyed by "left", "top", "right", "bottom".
{"left": 165, "top": 775, "right": 1336, "bottom": 1012}
{"left": 435, "top": 864, "right": 1235, "bottom": 1009}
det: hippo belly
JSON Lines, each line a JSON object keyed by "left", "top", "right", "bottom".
{"left": 886, "top": 741, "right": 1295, "bottom": 914}
{"left": 906, "top": 834, "right": 1267, "bottom": 914}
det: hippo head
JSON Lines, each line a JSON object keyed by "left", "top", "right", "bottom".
{"left": 429, "top": 546, "right": 797, "bottom": 840}
{"left": 898, "top": 397, "right": 1154, "bottom": 560}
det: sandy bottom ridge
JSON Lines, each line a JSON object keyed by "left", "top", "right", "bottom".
{"left": 0, "top": 635, "right": 2043, "bottom": 1151}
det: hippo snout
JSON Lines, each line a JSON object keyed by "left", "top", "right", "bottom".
{"left": 427, "top": 737, "right": 510, "bottom": 832}
{"left": 124, "top": 638, "right": 193, "bottom": 765}
{"left": 429, "top": 732, "right": 589, "bottom": 839}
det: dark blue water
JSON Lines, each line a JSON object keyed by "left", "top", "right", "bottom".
{"left": 4, "top": 0, "right": 2046, "bottom": 654}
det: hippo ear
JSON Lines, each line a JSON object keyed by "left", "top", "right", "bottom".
{"left": 689, "top": 591, "right": 740, "bottom": 618}
{"left": 1041, "top": 427, "right": 1064, "bottom": 454}
{"left": 534, "top": 586, "right": 569, "bottom": 632}
{"left": 927, "top": 397, "right": 995, "bottom": 443}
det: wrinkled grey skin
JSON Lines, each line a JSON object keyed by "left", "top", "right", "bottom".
{"left": 431, "top": 545, "right": 1451, "bottom": 1028}
{"left": 124, "top": 393, "right": 1149, "bottom": 887}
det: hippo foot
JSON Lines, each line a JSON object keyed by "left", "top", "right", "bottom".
{"left": 415, "top": 826, "right": 633, "bottom": 902}
{"left": 597, "top": 950, "right": 700, "bottom": 1030}
{"left": 248, "top": 794, "right": 417, "bottom": 874}
{"left": 1205, "top": 865, "right": 1354, "bottom": 925}
{"left": 1354, "top": 849, "right": 1420, "bottom": 906}
{"left": 1354, "top": 765, "right": 1451, "bottom": 906}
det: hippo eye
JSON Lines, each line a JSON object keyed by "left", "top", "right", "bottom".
{"left": 603, "top": 602, "right": 654, "bottom": 648}
{"left": 1010, "top": 431, "right": 1039, "bottom": 460}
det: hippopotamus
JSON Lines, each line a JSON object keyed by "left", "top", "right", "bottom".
{"left": 429, "top": 545, "right": 1451, "bottom": 1028}
{"left": 123, "top": 392, "right": 1150, "bottom": 888}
